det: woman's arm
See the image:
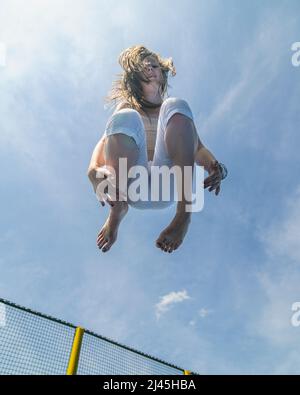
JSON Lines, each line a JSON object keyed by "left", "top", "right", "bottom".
{"left": 87, "top": 137, "right": 106, "bottom": 170}
{"left": 194, "top": 136, "right": 227, "bottom": 196}
{"left": 87, "top": 136, "right": 106, "bottom": 191}
{"left": 194, "top": 137, "right": 217, "bottom": 174}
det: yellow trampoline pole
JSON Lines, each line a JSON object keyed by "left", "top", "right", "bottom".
{"left": 67, "top": 327, "right": 85, "bottom": 375}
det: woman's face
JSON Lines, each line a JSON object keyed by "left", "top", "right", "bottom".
{"left": 139, "top": 56, "right": 163, "bottom": 87}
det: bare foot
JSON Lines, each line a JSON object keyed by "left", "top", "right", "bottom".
{"left": 96, "top": 201, "right": 129, "bottom": 252}
{"left": 155, "top": 212, "right": 191, "bottom": 253}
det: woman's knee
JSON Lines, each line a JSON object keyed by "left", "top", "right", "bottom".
{"left": 105, "top": 108, "right": 144, "bottom": 148}
{"left": 108, "top": 108, "right": 143, "bottom": 131}
{"left": 161, "top": 97, "right": 191, "bottom": 114}
{"left": 160, "top": 97, "right": 194, "bottom": 129}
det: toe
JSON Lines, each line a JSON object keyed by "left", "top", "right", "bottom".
{"left": 97, "top": 235, "right": 104, "bottom": 244}
{"left": 102, "top": 235, "right": 117, "bottom": 252}
{"left": 99, "top": 238, "right": 108, "bottom": 249}
{"left": 156, "top": 237, "right": 166, "bottom": 249}
{"left": 167, "top": 243, "right": 174, "bottom": 253}
{"left": 101, "top": 240, "right": 110, "bottom": 252}
{"left": 156, "top": 241, "right": 164, "bottom": 250}
{"left": 97, "top": 236, "right": 105, "bottom": 247}
{"left": 160, "top": 244, "right": 166, "bottom": 252}
{"left": 163, "top": 240, "right": 171, "bottom": 252}
{"left": 97, "top": 233, "right": 105, "bottom": 243}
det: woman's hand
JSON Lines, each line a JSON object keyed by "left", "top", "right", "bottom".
{"left": 204, "top": 160, "right": 223, "bottom": 196}
{"left": 90, "top": 167, "right": 115, "bottom": 207}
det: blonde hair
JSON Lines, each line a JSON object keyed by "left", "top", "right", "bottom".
{"left": 104, "top": 45, "right": 176, "bottom": 114}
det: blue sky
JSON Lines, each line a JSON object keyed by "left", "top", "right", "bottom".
{"left": 1, "top": 0, "right": 300, "bottom": 374}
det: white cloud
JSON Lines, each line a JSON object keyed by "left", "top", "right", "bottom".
{"left": 155, "top": 290, "right": 191, "bottom": 320}
{"left": 199, "top": 308, "right": 213, "bottom": 318}
{"left": 187, "top": 308, "right": 213, "bottom": 326}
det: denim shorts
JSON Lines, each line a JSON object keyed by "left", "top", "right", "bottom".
{"left": 102, "top": 97, "right": 194, "bottom": 210}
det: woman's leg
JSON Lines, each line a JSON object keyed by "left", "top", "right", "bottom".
{"left": 154, "top": 98, "right": 198, "bottom": 253}
{"left": 97, "top": 133, "right": 139, "bottom": 253}
{"left": 94, "top": 108, "right": 146, "bottom": 252}
{"left": 104, "top": 133, "right": 140, "bottom": 202}
{"left": 164, "top": 114, "right": 198, "bottom": 214}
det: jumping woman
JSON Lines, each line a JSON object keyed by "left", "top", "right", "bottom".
{"left": 87, "top": 45, "right": 227, "bottom": 254}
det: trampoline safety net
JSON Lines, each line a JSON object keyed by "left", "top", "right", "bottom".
{"left": 0, "top": 298, "right": 196, "bottom": 375}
